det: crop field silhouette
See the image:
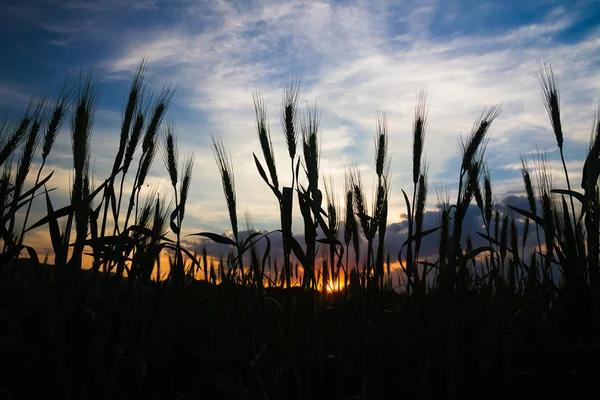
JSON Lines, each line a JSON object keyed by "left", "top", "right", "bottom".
{"left": 0, "top": 60, "right": 599, "bottom": 399}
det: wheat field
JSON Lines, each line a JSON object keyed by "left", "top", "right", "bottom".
{"left": 0, "top": 61, "right": 599, "bottom": 399}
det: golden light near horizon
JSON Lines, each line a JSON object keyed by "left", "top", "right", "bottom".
{"left": 325, "top": 279, "right": 344, "bottom": 293}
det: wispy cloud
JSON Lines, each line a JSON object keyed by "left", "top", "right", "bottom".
{"left": 0, "top": 83, "right": 35, "bottom": 108}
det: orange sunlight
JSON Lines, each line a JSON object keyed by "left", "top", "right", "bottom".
{"left": 325, "top": 279, "right": 344, "bottom": 293}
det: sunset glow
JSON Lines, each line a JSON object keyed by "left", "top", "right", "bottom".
{"left": 325, "top": 279, "right": 344, "bottom": 293}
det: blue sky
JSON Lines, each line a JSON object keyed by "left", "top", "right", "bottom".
{"left": 1, "top": 0, "right": 599, "bottom": 257}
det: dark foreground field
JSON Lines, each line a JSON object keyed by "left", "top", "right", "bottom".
{"left": 1, "top": 262, "right": 599, "bottom": 399}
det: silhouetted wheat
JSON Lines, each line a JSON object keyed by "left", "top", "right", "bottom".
{"left": 1, "top": 60, "right": 599, "bottom": 400}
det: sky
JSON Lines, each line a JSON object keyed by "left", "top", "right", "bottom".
{"left": 1, "top": 0, "right": 599, "bottom": 266}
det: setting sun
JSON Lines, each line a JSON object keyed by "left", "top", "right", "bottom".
{"left": 325, "top": 279, "right": 344, "bottom": 293}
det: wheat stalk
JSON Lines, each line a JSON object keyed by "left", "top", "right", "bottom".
{"left": 460, "top": 105, "right": 501, "bottom": 172}
{"left": 212, "top": 135, "right": 238, "bottom": 244}
{"left": 539, "top": 62, "right": 579, "bottom": 238}
{"left": 162, "top": 120, "right": 178, "bottom": 190}
{"left": 413, "top": 87, "right": 427, "bottom": 185}
{"left": 375, "top": 111, "right": 388, "bottom": 179}
{"left": 281, "top": 75, "right": 300, "bottom": 161}
{"left": 0, "top": 108, "right": 32, "bottom": 167}
{"left": 179, "top": 152, "right": 194, "bottom": 222}
{"left": 539, "top": 62, "right": 563, "bottom": 148}
{"left": 253, "top": 92, "right": 278, "bottom": 190}
{"left": 301, "top": 101, "right": 321, "bottom": 197}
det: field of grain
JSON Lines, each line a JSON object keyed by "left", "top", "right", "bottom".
{"left": 1, "top": 61, "right": 599, "bottom": 399}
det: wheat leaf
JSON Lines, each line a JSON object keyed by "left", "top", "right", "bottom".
{"left": 187, "top": 232, "right": 237, "bottom": 247}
